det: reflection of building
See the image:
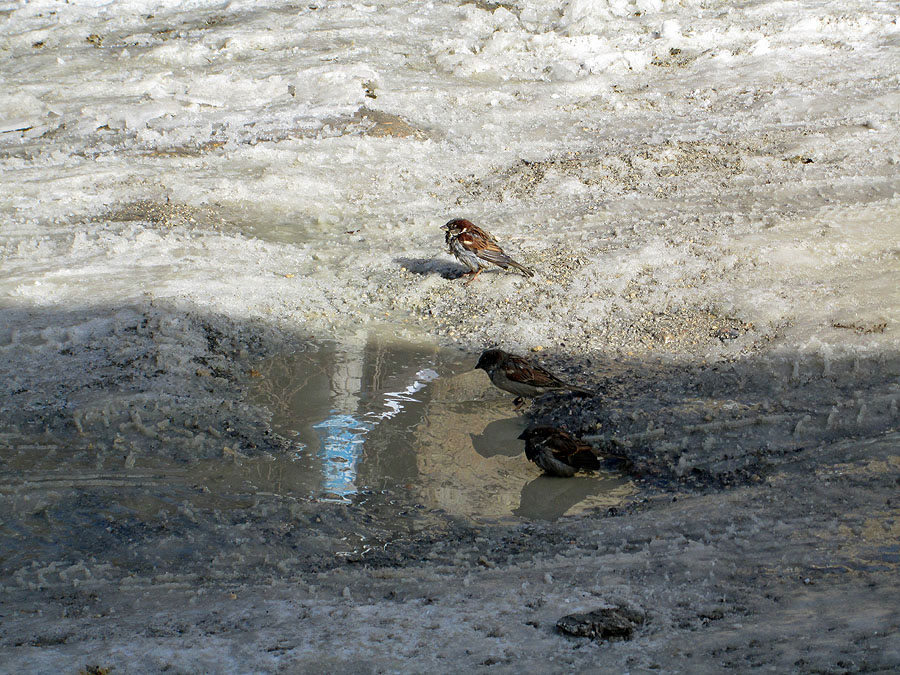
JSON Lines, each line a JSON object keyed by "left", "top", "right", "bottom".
{"left": 412, "top": 373, "right": 533, "bottom": 520}
{"left": 313, "top": 413, "right": 372, "bottom": 500}
{"left": 514, "top": 474, "right": 629, "bottom": 520}
{"left": 313, "top": 338, "right": 442, "bottom": 500}
{"left": 251, "top": 333, "right": 445, "bottom": 500}
{"left": 412, "top": 370, "right": 633, "bottom": 520}
{"left": 313, "top": 338, "right": 368, "bottom": 500}
{"left": 415, "top": 370, "right": 534, "bottom": 518}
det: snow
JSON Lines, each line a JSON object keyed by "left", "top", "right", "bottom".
{"left": 2, "top": 0, "right": 900, "bottom": 671}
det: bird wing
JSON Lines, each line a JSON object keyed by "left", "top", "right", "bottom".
{"left": 456, "top": 231, "right": 517, "bottom": 267}
{"left": 507, "top": 354, "right": 567, "bottom": 388}
{"left": 533, "top": 451, "right": 577, "bottom": 477}
{"left": 461, "top": 222, "right": 500, "bottom": 245}
{"left": 547, "top": 433, "right": 601, "bottom": 471}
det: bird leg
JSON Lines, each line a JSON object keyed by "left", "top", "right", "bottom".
{"left": 463, "top": 268, "right": 483, "bottom": 285}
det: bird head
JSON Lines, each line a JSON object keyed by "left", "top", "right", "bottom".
{"left": 475, "top": 348, "right": 505, "bottom": 372}
{"left": 442, "top": 218, "right": 473, "bottom": 234}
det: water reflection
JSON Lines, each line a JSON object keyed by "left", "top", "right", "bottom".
{"left": 313, "top": 414, "right": 372, "bottom": 500}
{"left": 368, "top": 368, "right": 440, "bottom": 422}
{"left": 248, "top": 333, "right": 633, "bottom": 521}
{"left": 311, "top": 367, "right": 440, "bottom": 500}
{"left": 311, "top": 338, "right": 366, "bottom": 500}
{"left": 470, "top": 417, "right": 532, "bottom": 458}
{"left": 515, "top": 475, "right": 627, "bottom": 521}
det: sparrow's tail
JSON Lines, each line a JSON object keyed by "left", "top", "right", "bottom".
{"left": 477, "top": 247, "right": 534, "bottom": 277}
{"left": 566, "top": 384, "right": 595, "bottom": 397}
{"left": 568, "top": 447, "right": 602, "bottom": 471}
{"left": 506, "top": 258, "right": 535, "bottom": 278}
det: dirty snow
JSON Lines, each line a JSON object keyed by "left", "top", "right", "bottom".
{"left": 2, "top": 0, "right": 899, "bottom": 672}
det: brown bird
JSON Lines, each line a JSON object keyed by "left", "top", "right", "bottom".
{"left": 441, "top": 218, "right": 534, "bottom": 284}
{"left": 518, "top": 426, "right": 602, "bottom": 477}
{"left": 475, "top": 348, "right": 593, "bottom": 407}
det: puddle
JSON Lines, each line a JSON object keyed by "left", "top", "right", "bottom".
{"left": 0, "top": 332, "right": 632, "bottom": 586}
{"left": 245, "top": 334, "right": 633, "bottom": 523}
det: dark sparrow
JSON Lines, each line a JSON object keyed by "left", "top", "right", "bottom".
{"left": 475, "top": 348, "right": 593, "bottom": 407}
{"left": 441, "top": 218, "right": 534, "bottom": 284}
{"left": 518, "top": 426, "right": 601, "bottom": 477}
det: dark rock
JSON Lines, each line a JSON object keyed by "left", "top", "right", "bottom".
{"left": 556, "top": 604, "right": 646, "bottom": 640}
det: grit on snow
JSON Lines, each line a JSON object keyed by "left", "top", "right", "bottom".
{"left": 1, "top": 0, "right": 899, "bottom": 672}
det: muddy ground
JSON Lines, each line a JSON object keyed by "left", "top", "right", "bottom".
{"left": 1, "top": 300, "right": 898, "bottom": 673}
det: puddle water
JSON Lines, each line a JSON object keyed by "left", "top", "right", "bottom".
{"left": 245, "top": 334, "right": 633, "bottom": 523}
{"left": 0, "top": 333, "right": 632, "bottom": 585}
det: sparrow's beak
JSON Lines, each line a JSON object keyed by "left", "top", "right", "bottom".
{"left": 440, "top": 224, "right": 449, "bottom": 231}
{"left": 517, "top": 429, "right": 529, "bottom": 440}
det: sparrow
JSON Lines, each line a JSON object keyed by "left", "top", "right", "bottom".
{"left": 441, "top": 218, "right": 534, "bottom": 284}
{"left": 475, "top": 348, "right": 593, "bottom": 407}
{"left": 518, "top": 426, "right": 601, "bottom": 477}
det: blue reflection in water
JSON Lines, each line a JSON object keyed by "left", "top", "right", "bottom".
{"left": 313, "top": 414, "right": 374, "bottom": 500}
{"left": 311, "top": 369, "right": 440, "bottom": 501}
